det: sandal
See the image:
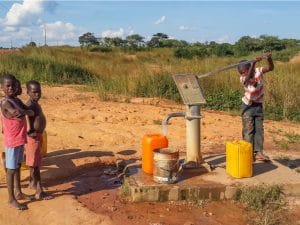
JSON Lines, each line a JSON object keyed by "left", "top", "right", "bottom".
{"left": 255, "top": 152, "right": 270, "bottom": 162}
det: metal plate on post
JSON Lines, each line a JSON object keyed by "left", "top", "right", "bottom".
{"left": 173, "top": 74, "right": 206, "bottom": 105}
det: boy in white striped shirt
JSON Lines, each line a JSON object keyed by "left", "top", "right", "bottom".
{"left": 238, "top": 53, "right": 274, "bottom": 162}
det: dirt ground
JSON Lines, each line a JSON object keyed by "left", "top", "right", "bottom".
{"left": 0, "top": 85, "right": 299, "bottom": 225}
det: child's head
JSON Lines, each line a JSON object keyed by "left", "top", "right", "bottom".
{"left": 15, "top": 79, "right": 22, "bottom": 96}
{"left": 1, "top": 73, "right": 17, "bottom": 98}
{"left": 237, "top": 60, "right": 251, "bottom": 75}
{"left": 26, "top": 80, "right": 41, "bottom": 102}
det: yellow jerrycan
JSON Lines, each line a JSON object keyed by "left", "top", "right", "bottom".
{"left": 226, "top": 140, "right": 253, "bottom": 178}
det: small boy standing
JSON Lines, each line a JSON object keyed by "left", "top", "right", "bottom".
{"left": 1, "top": 74, "right": 34, "bottom": 210}
{"left": 25, "top": 80, "right": 52, "bottom": 200}
{"left": 237, "top": 53, "right": 274, "bottom": 162}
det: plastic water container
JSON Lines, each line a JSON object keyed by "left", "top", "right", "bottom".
{"left": 226, "top": 140, "right": 253, "bottom": 178}
{"left": 142, "top": 134, "right": 168, "bottom": 174}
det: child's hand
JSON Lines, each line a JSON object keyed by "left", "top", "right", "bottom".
{"left": 255, "top": 56, "right": 263, "bottom": 62}
{"left": 266, "top": 52, "right": 272, "bottom": 59}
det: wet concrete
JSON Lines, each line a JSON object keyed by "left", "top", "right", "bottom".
{"left": 123, "top": 154, "right": 300, "bottom": 202}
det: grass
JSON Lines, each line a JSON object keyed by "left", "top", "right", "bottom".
{"left": 275, "top": 155, "right": 291, "bottom": 161}
{"left": 153, "top": 119, "right": 162, "bottom": 125}
{"left": 0, "top": 46, "right": 299, "bottom": 121}
{"left": 235, "top": 185, "right": 286, "bottom": 225}
{"left": 284, "top": 132, "right": 300, "bottom": 143}
{"left": 272, "top": 131, "right": 300, "bottom": 151}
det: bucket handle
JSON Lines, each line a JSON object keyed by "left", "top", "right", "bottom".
{"left": 155, "top": 160, "right": 184, "bottom": 180}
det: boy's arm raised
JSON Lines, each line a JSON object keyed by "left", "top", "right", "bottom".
{"left": 262, "top": 52, "right": 274, "bottom": 73}
{"left": 243, "top": 62, "right": 256, "bottom": 85}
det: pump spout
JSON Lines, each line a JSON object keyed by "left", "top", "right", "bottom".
{"left": 161, "top": 112, "right": 185, "bottom": 136}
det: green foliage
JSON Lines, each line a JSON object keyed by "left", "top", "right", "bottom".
{"left": 211, "top": 43, "right": 234, "bottom": 56}
{"left": 235, "top": 185, "right": 285, "bottom": 225}
{"left": 205, "top": 88, "right": 241, "bottom": 110}
{"left": 87, "top": 45, "right": 112, "bottom": 53}
{"left": 0, "top": 46, "right": 299, "bottom": 122}
{"left": 134, "top": 73, "right": 181, "bottom": 101}
{"left": 0, "top": 51, "right": 92, "bottom": 84}
{"left": 174, "top": 47, "right": 193, "bottom": 59}
{"left": 272, "top": 47, "right": 300, "bottom": 62}
{"left": 78, "top": 32, "right": 99, "bottom": 46}
{"left": 235, "top": 185, "right": 282, "bottom": 210}
{"left": 284, "top": 132, "right": 300, "bottom": 143}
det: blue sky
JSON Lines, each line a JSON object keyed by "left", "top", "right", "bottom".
{"left": 0, "top": 1, "right": 300, "bottom": 48}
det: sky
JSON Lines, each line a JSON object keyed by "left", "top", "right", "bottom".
{"left": 0, "top": 1, "right": 300, "bottom": 48}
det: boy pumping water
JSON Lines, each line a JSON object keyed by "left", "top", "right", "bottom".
{"left": 237, "top": 53, "right": 274, "bottom": 162}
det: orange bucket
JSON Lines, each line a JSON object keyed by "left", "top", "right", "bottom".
{"left": 142, "top": 134, "right": 168, "bottom": 174}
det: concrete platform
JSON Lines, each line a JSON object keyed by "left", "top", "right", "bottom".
{"left": 122, "top": 154, "right": 300, "bottom": 202}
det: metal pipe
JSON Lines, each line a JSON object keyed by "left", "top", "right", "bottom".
{"left": 185, "top": 105, "right": 203, "bottom": 167}
{"left": 197, "top": 55, "right": 268, "bottom": 79}
{"left": 161, "top": 112, "right": 185, "bottom": 136}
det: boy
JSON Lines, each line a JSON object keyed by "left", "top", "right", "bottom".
{"left": 237, "top": 53, "right": 274, "bottom": 162}
{"left": 25, "top": 80, "right": 52, "bottom": 200}
{"left": 1, "top": 74, "right": 34, "bottom": 210}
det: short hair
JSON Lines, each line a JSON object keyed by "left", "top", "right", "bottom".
{"left": 238, "top": 60, "right": 251, "bottom": 71}
{"left": 1, "top": 73, "right": 16, "bottom": 84}
{"left": 26, "top": 80, "right": 40, "bottom": 90}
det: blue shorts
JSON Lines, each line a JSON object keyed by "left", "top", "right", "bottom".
{"left": 5, "top": 145, "right": 24, "bottom": 169}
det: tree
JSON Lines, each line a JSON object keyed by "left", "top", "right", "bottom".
{"left": 27, "top": 41, "right": 37, "bottom": 47}
{"left": 234, "top": 36, "right": 262, "bottom": 56}
{"left": 259, "top": 35, "right": 286, "bottom": 51}
{"left": 212, "top": 43, "right": 234, "bottom": 56}
{"left": 126, "top": 34, "right": 145, "bottom": 48}
{"left": 78, "top": 32, "right": 99, "bottom": 46}
{"left": 147, "top": 33, "right": 169, "bottom": 48}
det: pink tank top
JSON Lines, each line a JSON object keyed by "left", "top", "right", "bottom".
{"left": 1, "top": 98, "right": 27, "bottom": 148}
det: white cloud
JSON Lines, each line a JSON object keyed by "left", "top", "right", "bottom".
{"left": 2, "top": 0, "right": 57, "bottom": 26}
{"left": 179, "top": 25, "right": 190, "bottom": 31}
{"left": 43, "top": 21, "right": 79, "bottom": 40}
{"left": 101, "top": 28, "right": 124, "bottom": 38}
{"left": 0, "top": 27, "right": 32, "bottom": 42}
{"left": 155, "top": 16, "right": 166, "bottom": 25}
{"left": 216, "top": 35, "right": 231, "bottom": 43}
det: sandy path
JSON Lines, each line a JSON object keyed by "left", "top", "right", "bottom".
{"left": 0, "top": 85, "right": 299, "bottom": 225}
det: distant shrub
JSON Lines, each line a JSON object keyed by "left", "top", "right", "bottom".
{"left": 88, "top": 45, "right": 112, "bottom": 53}
{"left": 134, "top": 73, "right": 181, "bottom": 101}
{"left": 272, "top": 47, "right": 300, "bottom": 62}
{"left": 205, "top": 88, "right": 241, "bottom": 111}
{"left": 174, "top": 47, "right": 193, "bottom": 59}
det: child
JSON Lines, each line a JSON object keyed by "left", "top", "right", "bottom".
{"left": 0, "top": 74, "right": 34, "bottom": 210}
{"left": 1, "top": 79, "right": 29, "bottom": 172}
{"left": 237, "top": 53, "right": 274, "bottom": 162}
{"left": 25, "top": 80, "right": 52, "bottom": 200}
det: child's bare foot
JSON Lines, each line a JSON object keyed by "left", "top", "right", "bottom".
{"left": 8, "top": 200, "right": 28, "bottom": 210}
{"left": 15, "top": 192, "right": 35, "bottom": 200}
{"left": 35, "top": 192, "right": 53, "bottom": 200}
